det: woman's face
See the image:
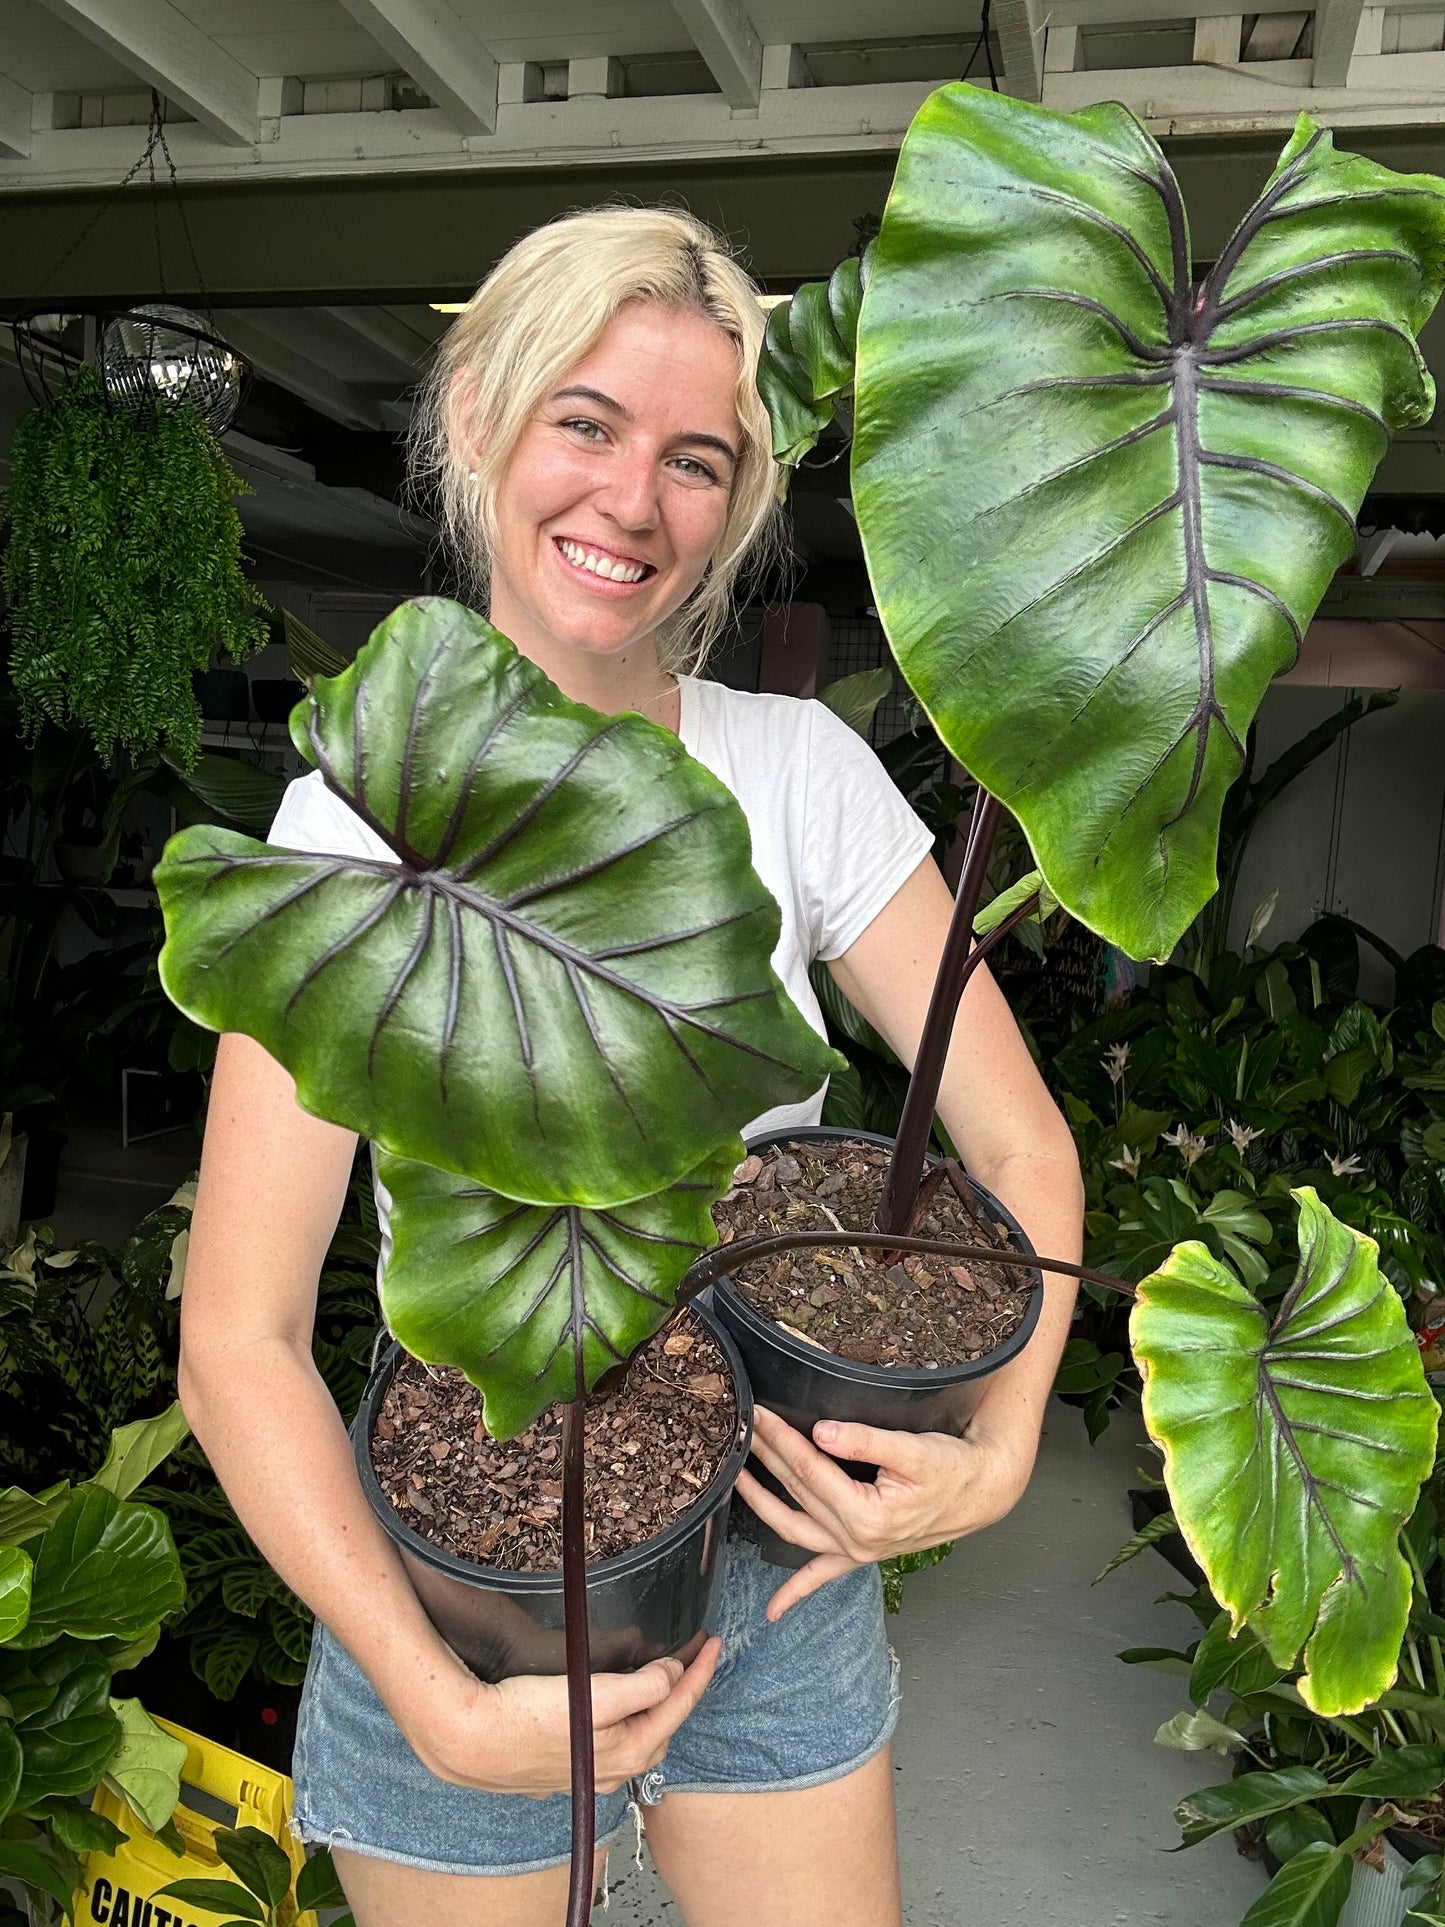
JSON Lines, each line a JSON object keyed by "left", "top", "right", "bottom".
{"left": 485, "top": 300, "right": 743, "bottom": 668}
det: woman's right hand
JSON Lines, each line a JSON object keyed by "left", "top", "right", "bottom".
{"left": 400, "top": 1638, "right": 722, "bottom": 1797}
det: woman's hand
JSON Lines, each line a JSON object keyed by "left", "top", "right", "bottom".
{"left": 398, "top": 1638, "right": 722, "bottom": 1797}
{"left": 735, "top": 1404, "right": 1041, "bottom": 1619}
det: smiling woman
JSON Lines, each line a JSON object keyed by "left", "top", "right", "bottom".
{"left": 409, "top": 206, "right": 782, "bottom": 698}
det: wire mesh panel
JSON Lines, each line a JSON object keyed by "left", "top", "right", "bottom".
{"left": 826, "top": 616, "right": 918, "bottom": 746}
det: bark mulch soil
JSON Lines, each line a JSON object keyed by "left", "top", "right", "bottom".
{"left": 370, "top": 1310, "right": 737, "bottom": 1574}
{"left": 711, "top": 1138, "right": 1033, "bottom": 1369}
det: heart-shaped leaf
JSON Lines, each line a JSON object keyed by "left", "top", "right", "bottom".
{"left": 378, "top": 1137, "right": 740, "bottom": 1437}
{"left": 1133, "top": 1187, "right": 1440, "bottom": 1714}
{"left": 157, "top": 600, "right": 839, "bottom": 1208}
{"left": 11, "top": 1486, "right": 185, "bottom": 1648}
{"left": 850, "top": 88, "right": 1445, "bottom": 958}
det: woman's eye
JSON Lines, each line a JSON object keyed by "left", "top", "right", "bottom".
{"left": 562, "top": 416, "right": 606, "bottom": 442}
{"left": 671, "top": 455, "right": 719, "bottom": 484}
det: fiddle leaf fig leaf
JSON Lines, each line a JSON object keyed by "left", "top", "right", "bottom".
{"left": 156, "top": 599, "right": 840, "bottom": 1209}
{"left": 1132, "top": 1187, "right": 1439, "bottom": 1715}
{"left": 377, "top": 1139, "right": 741, "bottom": 1438}
{"left": 851, "top": 87, "right": 1445, "bottom": 958}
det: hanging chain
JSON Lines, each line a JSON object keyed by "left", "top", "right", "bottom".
{"left": 28, "top": 109, "right": 165, "bottom": 305}
{"left": 152, "top": 92, "right": 214, "bottom": 318}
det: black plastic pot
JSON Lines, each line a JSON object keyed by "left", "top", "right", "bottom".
{"left": 709, "top": 1126, "right": 1043, "bottom": 1564}
{"left": 192, "top": 668, "right": 249, "bottom": 721}
{"left": 355, "top": 1303, "right": 753, "bottom": 1684}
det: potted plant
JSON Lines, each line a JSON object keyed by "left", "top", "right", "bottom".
{"left": 0, "top": 1408, "right": 190, "bottom": 1923}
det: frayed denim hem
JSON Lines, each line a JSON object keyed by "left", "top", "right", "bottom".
{"left": 287, "top": 1805, "right": 636, "bottom": 1880}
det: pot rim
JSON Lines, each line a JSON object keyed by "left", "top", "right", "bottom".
{"left": 709, "top": 1125, "right": 1044, "bottom": 1388}
{"left": 355, "top": 1299, "right": 754, "bottom": 1596}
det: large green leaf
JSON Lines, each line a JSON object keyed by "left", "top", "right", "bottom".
{"left": 757, "top": 253, "right": 865, "bottom": 468}
{"left": 102, "top": 1697, "right": 188, "bottom": 1832}
{"left": 378, "top": 1138, "right": 739, "bottom": 1437}
{"left": 157, "top": 599, "right": 839, "bottom": 1209}
{"left": 1175, "top": 1763, "right": 1331, "bottom": 1849}
{"left": 1238, "top": 1841, "right": 1352, "bottom": 1927}
{"left": 849, "top": 87, "right": 1445, "bottom": 958}
{"left": 12, "top": 1487, "right": 185, "bottom": 1648}
{"left": 0, "top": 1548, "right": 31, "bottom": 1642}
{"left": 1133, "top": 1187, "right": 1439, "bottom": 1714}
{"left": 88, "top": 1404, "right": 190, "bottom": 1501}
{"left": 5, "top": 1641, "right": 121, "bottom": 1810}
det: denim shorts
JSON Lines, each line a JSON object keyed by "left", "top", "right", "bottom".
{"left": 290, "top": 1523, "right": 900, "bottom": 1877}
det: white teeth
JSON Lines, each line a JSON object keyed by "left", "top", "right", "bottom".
{"left": 558, "top": 539, "right": 646, "bottom": 583}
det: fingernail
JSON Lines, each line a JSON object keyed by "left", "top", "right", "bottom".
{"left": 814, "top": 1421, "right": 838, "bottom": 1444}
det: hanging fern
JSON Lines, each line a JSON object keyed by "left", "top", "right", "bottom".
{"left": 2, "top": 364, "right": 269, "bottom": 769}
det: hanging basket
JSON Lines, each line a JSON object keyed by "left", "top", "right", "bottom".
{"left": 11, "top": 304, "right": 250, "bottom": 437}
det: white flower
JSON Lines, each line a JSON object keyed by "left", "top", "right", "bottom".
{"left": 1101, "top": 1042, "right": 1131, "bottom": 1087}
{"left": 1109, "top": 1145, "right": 1142, "bottom": 1179}
{"left": 1225, "top": 1119, "right": 1263, "bottom": 1156}
{"left": 1328, "top": 1153, "right": 1365, "bottom": 1179}
{"left": 1163, "top": 1123, "right": 1208, "bottom": 1172}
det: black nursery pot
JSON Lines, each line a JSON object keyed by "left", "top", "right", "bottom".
{"left": 252, "top": 678, "right": 304, "bottom": 723}
{"left": 708, "top": 1127, "right": 1043, "bottom": 1562}
{"left": 354, "top": 1302, "right": 753, "bottom": 1684}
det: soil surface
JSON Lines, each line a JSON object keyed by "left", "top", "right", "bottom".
{"left": 711, "top": 1139, "right": 1033, "bottom": 1369}
{"left": 371, "top": 1311, "right": 738, "bottom": 1574}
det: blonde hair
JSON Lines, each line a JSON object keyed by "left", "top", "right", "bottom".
{"left": 409, "top": 205, "right": 782, "bottom": 676}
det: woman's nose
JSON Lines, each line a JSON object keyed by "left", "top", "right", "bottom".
{"left": 596, "top": 449, "right": 661, "bottom": 531}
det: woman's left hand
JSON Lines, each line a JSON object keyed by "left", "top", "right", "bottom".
{"left": 735, "top": 1403, "right": 1041, "bottom": 1620}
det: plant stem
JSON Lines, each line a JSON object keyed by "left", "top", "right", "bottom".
{"left": 877, "top": 789, "right": 1004, "bottom": 1237}
{"left": 561, "top": 1371, "right": 595, "bottom": 1927}
{"left": 681, "top": 1227, "right": 1131, "bottom": 1301}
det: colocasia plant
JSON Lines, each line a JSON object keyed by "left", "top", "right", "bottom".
{"left": 155, "top": 84, "right": 1445, "bottom": 1921}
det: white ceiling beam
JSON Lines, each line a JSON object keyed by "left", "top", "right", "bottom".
{"left": 993, "top": 0, "right": 1047, "bottom": 98}
{"left": 1313, "top": 0, "right": 1366, "bottom": 81}
{"left": 670, "top": 0, "right": 764, "bottom": 109}
{"left": 216, "top": 312, "right": 387, "bottom": 431}
{"left": 30, "top": 0, "right": 258, "bottom": 145}
{"left": 0, "top": 73, "right": 31, "bottom": 158}
{"left": 335, "top": 0, "right": 498, "bottom": 136}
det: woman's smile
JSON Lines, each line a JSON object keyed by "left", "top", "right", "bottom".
{"left": 551, "top": 534, "right": 657, "bottom": 590}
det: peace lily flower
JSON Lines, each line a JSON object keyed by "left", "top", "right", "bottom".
{"left": 1328, "top": 1153, "right": 1365, "bottom": 1179}
{"left": 1109, "top": 1144, "right": 1142, "bottom": 1179}
{"left": 1225, "top": 1119, "right": 1264, "bottom": 1156}
{"left": 1163, "top": 1123, "right": 1209, "bottom": 1172}
{"left": 1101, "top": 1042, "right": 1131, "bottom": 1086}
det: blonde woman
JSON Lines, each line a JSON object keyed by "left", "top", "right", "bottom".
{"left": 177, "top": 207, "right": 1083, "bottom": 1926}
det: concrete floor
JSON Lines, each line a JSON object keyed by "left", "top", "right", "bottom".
{"left": 601, "top": 1401, "right": 1268, "bottom": 1927}
{"left": 36, "top": 1125, "right": 1267, "bottom": 1925}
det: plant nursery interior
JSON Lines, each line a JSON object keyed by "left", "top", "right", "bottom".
{"left": 3, "top": 3, "right": 1445, "bottom": 1926}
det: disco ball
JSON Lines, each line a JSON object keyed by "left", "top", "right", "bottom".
{"left": 98, "top": 304, "right": 247, "bottom": 436}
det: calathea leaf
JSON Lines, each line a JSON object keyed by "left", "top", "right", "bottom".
{"left": 377, "top": 1138, "right": 741, "bottom": 1438}
{"left": 850, "top": 87, "right": 1445, "bottom": 958}
{"left": 1132, "top": 1187, "right": 1439, "bottom": 1715}
{"left": 157, "top": 600, "right": 839, "bottom": 1208}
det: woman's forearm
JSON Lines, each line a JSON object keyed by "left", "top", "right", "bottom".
{"left": 178, "top": 1331, "right": 465, "bottom": 1735}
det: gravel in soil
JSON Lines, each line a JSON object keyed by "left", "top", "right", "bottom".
{"left": 370, "top": 1311, "right": 738, "bottom": 1574}
{"left": 711, "top": 1139, "right": 1033, "bottom": 1369}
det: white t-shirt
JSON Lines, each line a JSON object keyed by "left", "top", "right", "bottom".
{"left": 266, "top": 674, "right": 933, "bottom": 1166}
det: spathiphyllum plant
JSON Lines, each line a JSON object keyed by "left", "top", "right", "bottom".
{"left": 154, "top": 83, "right": 1445, "bottom": 1921}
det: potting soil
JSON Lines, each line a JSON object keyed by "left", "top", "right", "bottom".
{"left": 712, "top": 1139, "right": 1032, "bottom": 1368}
{"left": 371, "top": 1312, "right": 737, "bottom": 1572}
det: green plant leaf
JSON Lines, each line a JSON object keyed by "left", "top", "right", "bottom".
{"left": 1337, "top": 1743, "right": 1445, "bottom": 1799}
{"left": 1094, "top": 1507, "right": 1179, "bottom": 1581}
{"left": 296, "top": 1848, "right": 349, "bottom": 1914}
{"left": 1154, "top": 1707, "right": 1249, "bottom": 1753}
{"left": 0, "top": 1723, "right": 21, "bottom": 1826}
{"left": 43, "top": 1796, "right": 129, "bottom": 1855}
{"left": 378, "top": 1139, "right": 739, "bottom": 1436}
{"left": 974, "top": 870, "right": 1059, "bottom": 937}
{"left": 201, "top": 1627, "right": 260, "bottom": 1701}
{"left": 169, "top": 753, "right": 287, "bottom": 833}
{"left": 757, "top": 254, "right": 864, "bottom": 468}
{"left": 1175, "top": 1763, "right": 1331, "bottom": 1848}
{"left": 1189, "top": 1611, "right": 1286, "bottom": 1704}
{"left": 1132, "top": 1187, "right": 1439, "bottom": 1713}
{"left": 14, "top": 1487, "right": 185, "bottom": 1647}
{"left": 155, "top": 1878, "right": 265, "bottom": 1920}
{"left": 0, "top": 1548, "right": 31, "bottom": 1642}
{"left": 1238, "top": 1841, "right": 1351, "bottom": 1927}
{"left": 156, "top": 600, "right": 840, "bottom": 1210}
{"left": 7, "top": 1643, "right": 121, "bottom": 1810}
{"left": 214, "top": 1825, "right": 292, "bottom": 1909}
{"left": 88, "top": 1404, "right": 191, "bottom": 1501}
{"left": 850, "top": 88, "right": 1445, "bottom": 959}
{"left": 0, "top": 1484, "right": 71, "bottom": 1547}
{"left": 0, "top": 1839, "right": 77, "bottom": 1915}
{"left": 1266, "top": 1804, "right": 1337, "bottom": 1865}
{"left": 817, "top": 667, "right": 895, "bottom": 737}
{"left": 102, "top": 1697, "right": 188, "bottom": 1832}
{"left": 283, "top": 606, "right": 348, "bottom": 681}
